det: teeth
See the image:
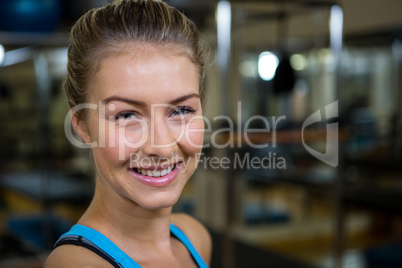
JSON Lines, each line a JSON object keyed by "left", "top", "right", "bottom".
{"left": 135, "top": 164, "right": 176, "bottom": 177}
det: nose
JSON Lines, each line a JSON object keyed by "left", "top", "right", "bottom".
{"left": 141, "top": 114, "right": 178, "bottom": 158}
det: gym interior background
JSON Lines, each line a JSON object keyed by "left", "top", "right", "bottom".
{"left": 0, "top": 0, "right": 401, "bottom": 267}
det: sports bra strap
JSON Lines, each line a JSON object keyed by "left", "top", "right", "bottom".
{"left": 55, "top": 224, "right": 141, "bottom": 267}
{"left": 170, "top": 224, "right": 208, "bottom": 268}
{"left": 54, "top": 223, "right": 208, "bottom": 268}
{"left": 54, "top": 234, "right": 123, "bottom": 268}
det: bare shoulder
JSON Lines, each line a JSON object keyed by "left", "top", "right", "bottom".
{"left": 44, "top": 244, "right": 113, "bottom": 268}
{"left": 171, "top": 213, "right": 212, "bottom": 264}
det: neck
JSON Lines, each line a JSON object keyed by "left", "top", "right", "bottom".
{"left": 78, "top": 176, "right": 173, "bottom": 247}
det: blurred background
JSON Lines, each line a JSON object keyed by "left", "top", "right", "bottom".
{"left": 0, "top": 0, "right": 401, "bottom": 267}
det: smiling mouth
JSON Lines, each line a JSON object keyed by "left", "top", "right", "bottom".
{"left": 131, "top": 163, "right": 177, "bottom": 178}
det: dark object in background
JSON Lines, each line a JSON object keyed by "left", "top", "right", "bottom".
{"left": 0, "top": 83, "right": 11, "bottom": 100}
{"left": 0, "top": 0, "right": 61, "bottom": 32}
{"left": 209, "top": 228, "right": 316, "bottom": 268}
{"left": 273, "top": 55, "right": 296, "bottom": 95}
{"left": 0, "top": 233, "right": 38, "bottom": 261}
{"left": 7, "top": 214, "right": 72, "bottom": 250}
{"left": 364, "top": 243, "right": 402, "bottom": 268}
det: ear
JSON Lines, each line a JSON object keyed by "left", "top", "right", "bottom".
{"left": 70, "top": 110, "right": 91, "bottom": 145}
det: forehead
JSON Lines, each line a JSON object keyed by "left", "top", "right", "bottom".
{"left": 90, "top": 46, "right": 199, "bottom": 103}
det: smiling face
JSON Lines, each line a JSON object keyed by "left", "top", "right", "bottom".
{"left": 74, "top": 46, "right": 204, "bottom": 210}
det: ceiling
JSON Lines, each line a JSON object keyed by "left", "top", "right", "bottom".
{"left": 1, "top": 0, "right": 402, "bottom": 50}
{"left": 166, "top": 0, "right": 402, "bottom": 50}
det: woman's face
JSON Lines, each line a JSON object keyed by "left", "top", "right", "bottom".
{"left": 77, "top": 47, "right": 204, "bottom": 210}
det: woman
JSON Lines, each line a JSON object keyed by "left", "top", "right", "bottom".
{"left": 45, "top": 0, "right": 211, "bottom": 267}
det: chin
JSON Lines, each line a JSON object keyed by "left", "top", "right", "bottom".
{"left": 131, "top": 191, "right": 182, "bottom": 211}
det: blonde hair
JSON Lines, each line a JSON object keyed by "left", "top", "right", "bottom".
{"left": 64, "top": 0, "right": 210, "bottom": 119}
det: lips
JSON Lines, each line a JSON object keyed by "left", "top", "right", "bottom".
{"left": 129, "top": 162, "right": 182, "bottom": 187}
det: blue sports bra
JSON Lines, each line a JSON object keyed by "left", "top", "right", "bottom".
{"left": 54, "top": 223, "right": 209, "bottom": 268}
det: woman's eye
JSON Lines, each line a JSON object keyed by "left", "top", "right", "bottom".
{"left": 170, "top": 106, "right": 195, "bottom": 117}
{"left": 114, "top": 112, "right": 137, "bottom": 120}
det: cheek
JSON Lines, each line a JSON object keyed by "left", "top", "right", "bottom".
{"left": 91, "top": 127, "right": 124, "bottom": 164}
{"left": 94, "top": 121, "right": 145, "bottom": 162}
{"left": 182, "top": 119, "right": 204, "bottom": 154}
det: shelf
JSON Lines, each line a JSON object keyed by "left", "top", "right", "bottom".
{"left": 0, "top": 31, "right": 68, "bottom": 47}
{"left": 215, "top": 129, "right": 349, "bottom": 146}
{"left": 0, "top": 171, "right": 93, "bottom": 204}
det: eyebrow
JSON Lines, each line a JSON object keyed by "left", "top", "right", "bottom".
{"left": 170, "top": 93, "right": 200, "bottom": 104}
{"left": 101, "top": 93, "right": 200, "bottom": 106}
{"left": 102, "top": 96, "right": 145, "bottom": 106}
